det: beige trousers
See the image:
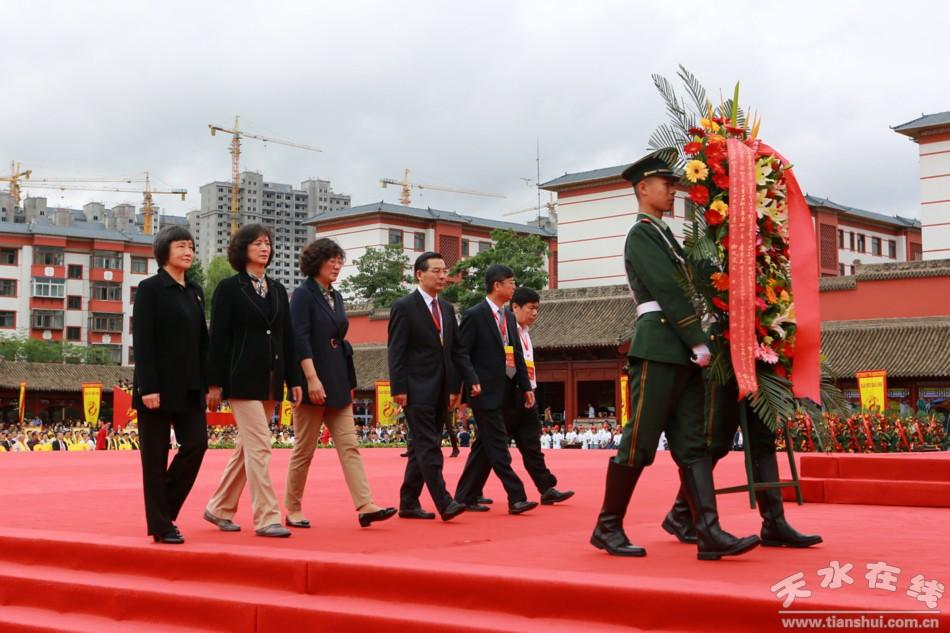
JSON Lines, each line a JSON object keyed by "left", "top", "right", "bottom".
{"left": 284, "top": 403, "right": 373, "bottom": 516}
{"left": 206, "top": 399, "right": 281, "bottom": 530}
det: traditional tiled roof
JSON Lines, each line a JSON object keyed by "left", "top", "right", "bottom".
{"left": 0, "top": 361, "right": 131, "bottom": 392}
{"left": 302, "top": 201, "right": 555, "bottom": 237}
{"left": 538, "top": 164, "right": 630, "bottom": 190}
{"left": 805, "top": 195, "right": 919, "bottom": 229}
{"left": 893, "top": 111, "right": 950, "bottom": 137}
{"left": 820, "top": 258, "right": 950, "bottom": 291}
{"left": 0, "top": 219, "right": 153, "bottom": 244}
{"left": 529, "top": 284, "right": 635, "bottom": 350}
{"left": 821, "top": 317, "right": 950, "bottom": 379}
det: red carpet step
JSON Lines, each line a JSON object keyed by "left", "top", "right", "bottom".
{"left": 782, "top": 453, "right": 950, "bottom": 507}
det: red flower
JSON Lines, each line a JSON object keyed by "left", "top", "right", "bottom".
{"left": 722, "top": 329, "right": 731, "bottom": 341}
{"left": 774, "top": 364, "right": 787, "bottom": 378}
{"left": 712, "top": 172, "right": 729, "bottom": 189}
{"left": 726, "top": 125, "right": 745, "bottom": 136}
{"left": 712, "top": 296, "right": 729, "bottom": 312}
{"left": 688, "top": 127, "right": 706, "bottom": 137}
{"left": 684, "top": 141, "right": 702, "bottom": 155}
{"left": 704, "top": 208, "right": 725, "bottom": 226}
{"left": 782, "top": 341, "right": 794, "bottom": 359}
{"left": 722, "top": 235, "right": 730, "bottom": 250}
{"left": 710, "top": 272, "right": 730, "bottom": 291}
{"left": 706, "top": 141, "right": 726, "bottom": 160}
{"left": 689, "top": 185, "right": 709, "bottom": 206}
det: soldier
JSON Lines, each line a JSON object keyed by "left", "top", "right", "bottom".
{"left": 590, "top": 151, "right": 760, "bottom": 561}
{"left": 661, "top": 379, "right": 823, "bottom": 548}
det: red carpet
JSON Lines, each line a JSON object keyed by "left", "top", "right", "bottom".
{"left": 0, "top": 448, "right": 947, "bottom": 632}
{"left": 783, "top": 452, "right": 950, "bottom": 507}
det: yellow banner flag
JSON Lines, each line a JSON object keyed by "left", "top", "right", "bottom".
{"left": 18, "top": 381, "right": 26, "bottom": 425}
{"left": 82, "top": 383, "right": 102, "bottom": 424}
{"left": 856, "top": 370, "right": 887, "bottom": 413}
{"left": 375, "top": 381, "right": 399, "bottom": 426}
{"left": 279, "top": 385, "right": 293, "bottom": 427}
{"left": 620, "top": 373, "right": 630, "bottom": 425}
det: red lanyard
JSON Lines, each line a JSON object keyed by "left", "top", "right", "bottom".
{"left": 518, "top": 327, "right": 531, "bottom": 356}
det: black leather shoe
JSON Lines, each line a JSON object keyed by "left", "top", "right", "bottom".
{"left": 398, "top": 508, "right": 436, "bottom": 520}
{"left": 400, "top": 451, "right": 409, "bottom": 457}
{"left": 508, "top": 500, "right": 539, "bottom": 515}
{"left": 440, "top": 501, "right": 467, "bottom": 522}
{"left": 477, "top": 497, "right": 494, "bottom": 505}
{"left": 204, "top": 509, "right": 241, "bottom": 532}
{"left": 464, "top": 503, "right": 490, "bottom": 512}
{"left": 153, "top": 528, "right": 184, "bottom": 544}
{"left": 359, "top": 507, "right": 397, "bottom": 527}
{"left": 285, "top": 515, "right": 311, "bottom": 528}
{"left": 450, "top": 449, "right": 460, "bottom": 458}
{"left": 540, "top": 488, "right": 575, "bottom": 505}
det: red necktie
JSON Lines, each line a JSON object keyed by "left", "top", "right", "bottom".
{"left": 430, "top": 298, "right": 442, "bottom": 333}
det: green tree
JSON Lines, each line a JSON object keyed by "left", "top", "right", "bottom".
{"left": 0, "top": 335, "right": 117, "bottom": 365}
{"left": 442, "top": 229, "right": 548, "bottom": 311}
{"left": 186, "top": 257, "right": 206, "bottom": 289}
{"left": 339, "top": 244, "right": 412, "bottom": 308}
{"left": 204, "top": 255, "right": 235, "bottom": 316}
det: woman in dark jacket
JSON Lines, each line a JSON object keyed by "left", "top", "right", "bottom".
{"left": 203, "top": 224, "right": 303, "bottom": 538}
{"left": 284, "top": 238, "right": 395, "bottom": 528}
{"left": 132, "top": 225, "right": 209, "bottom": 544}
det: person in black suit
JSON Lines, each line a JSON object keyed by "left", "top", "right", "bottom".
{"left": 388, "top": 251, "right": 480, "bottom": 522}
{"left": 50, "top": 430, "right": 68, "bottom": 451}
{"left": 132, "top": 225, "right": 210, "bottom": 544}
{"left": 204, "top": 223, "right": 303, "bottom": 538}
{"left": 285, "top": 238, "right": 396, "bottom": 529}
{"left": 454, "top": 265, "right": 538, "bottom": 515}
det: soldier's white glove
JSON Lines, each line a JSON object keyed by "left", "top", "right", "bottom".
{"left": 691, "top": 344, "right": 712, "bottom": 367}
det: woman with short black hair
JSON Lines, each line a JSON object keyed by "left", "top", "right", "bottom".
{"left": 285, "top": 238, "right": 396, "bottom": 528}
{"left": 204, "top": 223, "right": 303, "bottom": 538}
{"left": 133, "top": 225, "right": 209, "bottom": 544}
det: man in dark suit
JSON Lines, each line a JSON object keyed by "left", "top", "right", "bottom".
{"left": 388, "top": 252, "right": 480, "bottom": 522}
{"left": 454, "top": 265, "right": 538, "bottom": 515}
{"left": 51, "top": 430, "right": 68, "bottom": 451}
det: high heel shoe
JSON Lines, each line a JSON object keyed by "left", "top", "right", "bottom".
{"left": 358, "top": 507, "right": 397, "bottom": 527}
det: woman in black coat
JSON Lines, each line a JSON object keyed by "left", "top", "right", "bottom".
{"left": 203, "top": 223, "right": 303, "bottom": 538}
{"left": 132, "top": 225, "right": 209, "bottom": 544}
{"left": 284, "top": 239, "right": 395, "bottom": 528}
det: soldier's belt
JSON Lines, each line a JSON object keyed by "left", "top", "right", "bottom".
{"left": 635, "top": 301, "right": 662, "bottom": 317}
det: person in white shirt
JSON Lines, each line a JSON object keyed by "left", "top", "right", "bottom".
{"left": 597, "top": 425, "right": 612, "bottom": 449}
{"left": 565, "top": 428, "right": 578, "bottom": 446}
{"left": 466, "top": 286, "right": 574, "bottom": 507}
{"left": 552, "top": 427, "right": 564, "bottom": 450}
{"left": 587, "top": 403, "right": 596, "bottom": 418}
{"left": 612, "top": 430, "right": 623, "bottom": 449}
{"left": 581, "top": 426, "right": 595, "bottom": 450}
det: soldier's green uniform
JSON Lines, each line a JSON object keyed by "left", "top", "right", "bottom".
{"left": 590, "top": 151, "right": 760, "bottom": 560}
{"left": 614, "top": 211, "right": 709, "bottom": 469}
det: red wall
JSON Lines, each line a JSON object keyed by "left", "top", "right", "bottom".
{"left": 347, "top": 314, "right": 390, "bottom": 344}
{"left": 820, "top": 276, "right": 950, "bottom": 321}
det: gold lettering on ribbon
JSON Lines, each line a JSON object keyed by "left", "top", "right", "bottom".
{"left": 726, "top": 139, "right": 759, "bottom": 400}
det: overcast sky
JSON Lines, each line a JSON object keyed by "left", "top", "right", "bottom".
{"left": 3, "top": 1, "right": 948, "bottom": 223}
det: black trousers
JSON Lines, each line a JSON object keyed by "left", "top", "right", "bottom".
{"left": 455, "top": 385, "right": 528, "bottom": 506}
{"left": 473, "top": 402, "right": 557, "bottom": 498}
{"left": 138, "top": 396, "right": 208, "bottom": 536}
{"left": 400, "top": 392, "right": 454, "bottom": 513}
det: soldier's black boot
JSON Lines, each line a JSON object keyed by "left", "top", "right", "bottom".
{"left": 590, "top": 459, "right": 646, "bottom": 557}
{"left": 680, "top": 457, "right": 760, "bottom": 561}
{"left": 661, "top": 484, "right": 697, "bottom": 544}
{"left": 754, "top": 452, "right": 823, "bottom": 548}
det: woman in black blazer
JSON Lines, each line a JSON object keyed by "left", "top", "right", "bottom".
{"left": 132, "top": 225, "right": 209, "bottom": 544}
{"left": 284, "top": 239, "right": 395, "bottom": 528}
{"left": 203, "top": 224, "right": 303, "bottom": 538}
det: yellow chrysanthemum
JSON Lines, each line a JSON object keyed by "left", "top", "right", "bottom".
{"left": 709, "top": 199, "right": 728, "bottom": 217}
{"left": 684, "top": 160, "right": 709, "bottom": 183}
{"left": 700, "top": 117, "right": 721, "bottom": 132}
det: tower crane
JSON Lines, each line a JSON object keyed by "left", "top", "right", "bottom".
{"left": 22, "top": 172, "right": 186, "bottom": 235}
{"left": 0, "top": 161, "right": 33, "bottom": 210}
{"left": 380, "top": 168, "right": 506, "bottom": 206}
{"left": 209, "top": 116, "right": 321, "bottom": 235}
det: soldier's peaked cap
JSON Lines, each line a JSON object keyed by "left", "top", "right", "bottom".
{"left": 620, "top": 148, "right": 679, "bottom": 186}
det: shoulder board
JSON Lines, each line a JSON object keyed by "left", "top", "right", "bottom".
{"left": 638, "top": 217, "right": 652, "bottom": 224}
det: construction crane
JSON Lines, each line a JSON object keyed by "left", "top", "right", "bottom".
{"left": 22, "top": 172, "right": 186, "bottom": 235}
{"left": 209, "top": 116, "right": 322, "bottom": 235}
{"left": 501, "top": 193, "right": 559, "bottom": 220}
{"left": 380, "top": 168, "right": 506, "bottom": 206}
{"left": 0, "top": 161, "right": 33, "bottom": 210}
